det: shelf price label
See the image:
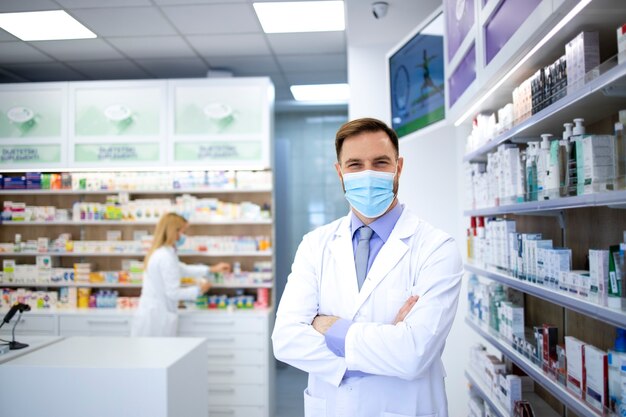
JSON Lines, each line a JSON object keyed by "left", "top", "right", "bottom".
{"left": 0, "top": 144, "right": 61, "bottom": 165}
{"left": 174, "top": 141, "right": 262, "bottom": 162}
{"left": 74, "top": 143, "right": 160, "bottom": 163}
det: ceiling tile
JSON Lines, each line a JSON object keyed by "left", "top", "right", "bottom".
{"left": 0, "top": 0, "right": 59, "bottom": 12}
{"left": 277, "top": 53, "right": 346, "bottom": 72}
{"left": 0, "top": 42, "right": 53, "bottom": 64}
{"left": 187, "top": 34, "right": 270, "bottom": 57}
{"left": 135, "top": 57, "right": 208, "bottom": 78}
{"left": 70, "top": 7, "right": 177, "bottom": 37}
{"left": 57, "top": 0, "right": 151, "bottom": 7}
{"left": 267, "top": 32, "right": 346, "bottom": 55}
{"left": 204, "top": 55, "right": 279, "bottom": 75}
{"left": 30, "top": 39, "right": 124, "bottom": 61}
{"left": 285, "top": 71, "right": 348, "bottom": 85}
{"left": 161, "top": 4, "right": 261, "bottom": 35}
{"left": 1, "top": 62, "right": 86, "bottom": 81}
{"left": 108, "top": 36, "right": 197, "bottom": 59}
{"left": 66, "top": 59, "right": 150, "bottom": 80}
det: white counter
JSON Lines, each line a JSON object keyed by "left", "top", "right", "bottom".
{"left": 0, "top": 336, "right": 208, "bottom": 417}
{"left": 0, "top": 336, "right": 62, "bottom": 364}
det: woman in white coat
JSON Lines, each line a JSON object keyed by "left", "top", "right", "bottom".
{"left": 131, "top": 212, "right": 231, "bottom": 337}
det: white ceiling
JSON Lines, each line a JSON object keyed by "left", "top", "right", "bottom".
{"left": 0, "top": 0, "right": 440, "bottom": 105}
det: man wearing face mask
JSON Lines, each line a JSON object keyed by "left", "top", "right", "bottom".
{"left": 272, "top": 118, "right": 463, "bottom": 417}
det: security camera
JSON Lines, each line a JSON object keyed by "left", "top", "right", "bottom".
{"left": 372, "top": 1, "right": 389, "bottom": 19}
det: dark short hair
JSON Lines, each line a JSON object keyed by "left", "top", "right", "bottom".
{"left": 335, "top": 118, "right": 399, "bottom": 162}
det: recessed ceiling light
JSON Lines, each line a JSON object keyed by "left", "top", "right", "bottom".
{"left": 290, "top": 83, "right": 350, "bottom": 102}
{"left": 0, "top": 10, "right": 96, "bottom": 41}
{"left": 253, "top": 1, "right": 345, "bottom": 33}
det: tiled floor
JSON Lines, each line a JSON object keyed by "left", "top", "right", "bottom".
{"left": 275, "top": 364, "right": 307, "bottom": 417}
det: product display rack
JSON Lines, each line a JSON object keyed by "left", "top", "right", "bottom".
{"left": 0, "top": 282, "right": 272, "bottom": 289}
{"left": 464, "top": 190, "right": 626, "bottom": 216}
{"left": 1, "top": 219, "right": 272, "bottom": 226}
{"left": 460, "top": 1, "right": 626, "bottom": 415}
{"left": 465, "top": 368, "right": 560, "bottom": 417}
{"left": 0, "top": 251, "right": 272, "bottom": 257}
{"left": 466, "top": 262, "right": 626, "bottom": 329}
{"left": 0, "top": 186, "right": 272, "bottom": 195}
{"left": 464, "top": 57, "right": 626, "bottom": 163}
{"left": 466, "top": 317, "right": 601, "bottom": 417}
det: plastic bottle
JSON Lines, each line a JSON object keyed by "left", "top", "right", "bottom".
{"left": 526, "top": 142, "right": 538, "bottom": 201}
{"left": 488, "top": 282, "right": 505, "bottom": 332}
{"left": 616, "top": 122, "right": 625, "bottom": 190}
{"left": 14, "top": 234, "right": 21, "bottom": 253}
{"left": 468, "top": 274, "right": 479, "bottom": 317}
{"left": 610, "top": 328, "right": 626, "bottom": 413}
{"left": 537, "top": 134, "right": 552, "bottom": 200}
{"left": 547, "top": 135, "right": 561, "bottom": 199}
{"left": 569, "top": 118, "right": 585, "bottom": 196}
{"left": 560, "top": 123, "right": 573, "bottom": 197}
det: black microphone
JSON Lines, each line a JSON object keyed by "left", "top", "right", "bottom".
{"left": 2, "top": 303, "right": 31, "bottom": 324}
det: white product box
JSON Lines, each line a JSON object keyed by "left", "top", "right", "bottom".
{"left": 499, "top": 374, "right": 522, "bottom": 414}
{"left": 2, "top": 259, "right": 16, "bottom": 282}
{"left": 576, "top": 135, "right": 616, "bottom": 194}
{"left": 584, "top": 344, "right": 608, "bottom": 412}
{"left": 618, "top": 24, "right": 626, "bottom": 65}
{"left": 566, "top": 31, "right": 600, "bottom": 93}
{"left": 589, "top": 249, "right": 609, "bottom": 306}
{"left": 565, "top": 336, "right": 585, "bottom": 397}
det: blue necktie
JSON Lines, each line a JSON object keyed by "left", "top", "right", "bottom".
{"left": 355, "top": 226, "right": 373, "bottom": 291}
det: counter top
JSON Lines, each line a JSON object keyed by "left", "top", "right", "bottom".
{"left": 0, "top": 336, "right": 62, "bottom": 365}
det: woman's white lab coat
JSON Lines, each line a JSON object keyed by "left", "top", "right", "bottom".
{"left": 272, "top": 208, "right": 463, "bottom": 417}
{"left": 131, "top": 246, "right": 208, "bottom": 337}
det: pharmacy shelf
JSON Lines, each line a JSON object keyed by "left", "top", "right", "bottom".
{"left": 0, "top": 281, "right": 271, "bottom": 289}
{"left": 463, "top": 190, "right": 626, "bottom": 216}
{"left": 0, "top": 219, "right": 272, "bottom": 226}
{"left": 466, "top": 263, "right": 626, "bottom": 328}
{"left": 465, "top": 368, "right": 561, "bottom": 417}
{"left": 0, "top": 251, "right": 273, "bottom": 257}
{"left": 0, "top": 282, "right": 143, "bottom": 289}
{"left": 466, "top": 316, "right": 601, "bottom": 417}
{"left": 463, "top": 58, "right": 626, "bottom": 163}
{"left": 0, "top": 186, "right": 272, "bottom": 195}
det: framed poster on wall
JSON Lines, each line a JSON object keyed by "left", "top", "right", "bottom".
{"left": 388, "top": 9, "right": 446, "bottom": 138}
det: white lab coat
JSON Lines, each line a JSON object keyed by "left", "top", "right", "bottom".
{"left": 131, "top": 246, "right": 208, "bottom": 337}
{"left": 272, "top": 208, "right": 463, "bottom": 417}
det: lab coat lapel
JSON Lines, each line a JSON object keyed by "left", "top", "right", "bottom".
{"left": 328, "top": 216, "right": 359, "bottom": 308}
{"left": 352, "top": 210, "right": 419, "bottom": 315}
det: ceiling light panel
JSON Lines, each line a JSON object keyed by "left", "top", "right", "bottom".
{"left": 254, "top": 1, "right": 345, "bottom": 33}
{"left": 0, "top": 10, "right": 96, "bottom": 41}
{"left": 290, "top": 83, "right": 349, "bottom": 102}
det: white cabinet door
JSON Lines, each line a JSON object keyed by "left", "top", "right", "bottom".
{"left": 59, "top": 315, "right": 131, "bottom": 336}
{"left": 0, "top": 314, "right": 57, "bottom": 336}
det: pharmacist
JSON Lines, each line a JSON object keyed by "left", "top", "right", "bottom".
{"left": 272, "top": 118, "right": 463, "bottom": 417}
{"left": 131, "top": 213, "right": 231, "bottom": 337}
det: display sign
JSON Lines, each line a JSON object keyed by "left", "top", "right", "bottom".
{"left": 0, "top": 144, "right": 61, "bottom": 165}
{"left": 174, "top": 142, "right": 262, "bottom": 162}
{"left": 73, "top": 84, "right": 163, "bottom": 137}
{"left": 388, "top": 11, "right": 445, "bottom": 138}
{"left": 0, "top": 89, "right": 63, "bottom": 139}
{"left": 74, "top": 143, "right": 160, "bottom": 163}
{"left": 173, "top": 85, "right": 265, "bottom": 136}
{"left": 444, "top": 0, "right": 475, "bottom": 62}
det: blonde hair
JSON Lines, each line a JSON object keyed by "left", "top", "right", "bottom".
{"left": 144, "top": 213, "right": 188, "bottom": 267}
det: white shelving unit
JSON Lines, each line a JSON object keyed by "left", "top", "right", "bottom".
{"left": 466, "top": 317, "right": 602, "bottom": 417}
{"left": 465, "top": 263, "right": 626, "bottom": 328}
{"left": 1, "top": 219, "right": 272, "bottom": 226}
{"left": 0, "top": 250, "right": 272, "bottom": 257}
{"left": 465, "top": 368, "right": 561, "bottom": 417}
{"left": 0, "top": 186, "right": 272, "bottom": 195}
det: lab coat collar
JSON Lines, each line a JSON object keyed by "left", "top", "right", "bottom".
{"left": 331, "top": 208, "right": 421, "bottom": 318}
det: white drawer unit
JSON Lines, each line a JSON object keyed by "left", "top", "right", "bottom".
{"left": 208, "top": 384, "right": 267, "bottom": 406}
{"left": 59, "top": 315, "right": 132, "bottom": 336}
{"left": 207, "top": 365, "right": 266, "bottom": 384}
{"left": 178, "top": 314, "right": 266, "bottom": 334}
{"left": 206, "top": 348, "right": 265, "bottom": 365}
{"left": 208, "top": 406, "right": 266, "bottom": 417}
{"left": 0, "top": 314, "right": 57, "bottom": 336}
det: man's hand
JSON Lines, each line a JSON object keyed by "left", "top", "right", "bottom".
{"left": 393, "top": 295, "right": 419, "bottom": 325}
{"left": 312, "top": 315, "right": 340, "bottom": 334}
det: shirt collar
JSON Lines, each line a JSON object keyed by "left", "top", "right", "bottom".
{"left": 350, "top": 202, "right": 404, "bottom": 242}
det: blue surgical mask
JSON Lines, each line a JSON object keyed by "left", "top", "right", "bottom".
{"left": 342, "top": 169, "right": 396, "bottom": 218}
{"left": 176, "top": 234, "right": 187, "bottom": 248}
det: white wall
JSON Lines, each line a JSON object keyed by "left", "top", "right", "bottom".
{"left": 345, "top": 1, "right": 481, "bottom": 415}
